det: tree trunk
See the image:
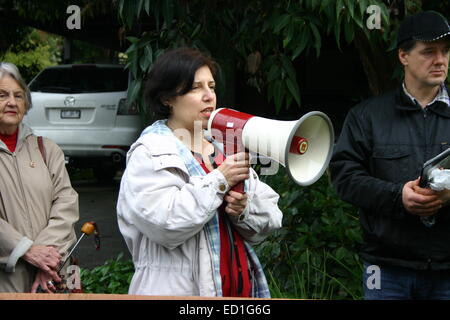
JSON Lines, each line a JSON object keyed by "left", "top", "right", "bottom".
{"left": 352, "top": 0, "right": 423, "bottom": 96}
{"left": 354, "top": 30, "right": 398, "bottom": 96}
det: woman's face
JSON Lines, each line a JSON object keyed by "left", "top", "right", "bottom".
{"left": 0, "top": 75, "right": 26, "bottom": 134}
{"left": 167, "top": 65, "right": 216, "bottom": 132}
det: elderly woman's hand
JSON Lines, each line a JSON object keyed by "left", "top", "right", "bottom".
{"left": 22, "top": 245, "right": 62, "bottom": 280}
{"left": 217, "top": 152, "right": 250, "bottom": 187}
{"left": 30, "top": 270, "right": 57, "bottom": 293}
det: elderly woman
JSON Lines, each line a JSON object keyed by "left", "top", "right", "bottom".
{"left": 0, "top": 62, "right": 79, "bottom": 293}
{"left": 117, "top": 47, "right": 283, "bottom": 297}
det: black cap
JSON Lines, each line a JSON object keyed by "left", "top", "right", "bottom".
{"left": 397, "top": 11, "right": 450, "bottom": 47}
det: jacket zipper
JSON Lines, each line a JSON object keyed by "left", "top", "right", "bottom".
{"left": 204, "top": 226, "right": 221, "bottom": 295}
{"left": 12, "top": 151, "right": 34, "bottom": 236}
{"left": 423, "top": 107, "right": 430, "bottom": 161}
{"left": 193, "top": 232, "right": 199, "bottom": 290}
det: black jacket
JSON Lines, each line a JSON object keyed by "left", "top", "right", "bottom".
{"left": 330, "top": 86, "right": 450, "bottom": 270}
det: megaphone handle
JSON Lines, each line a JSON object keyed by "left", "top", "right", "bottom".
{"left": 231, "top": 181, "right": 245, "bottom": 194}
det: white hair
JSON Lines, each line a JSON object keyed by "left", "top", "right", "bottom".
{"left": 0, "top": 62, "right": 32, "bottom": 110}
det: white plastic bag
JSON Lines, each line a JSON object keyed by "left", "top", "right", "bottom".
{"left": 429, "top": 168, "right": 450, "bottom": 191}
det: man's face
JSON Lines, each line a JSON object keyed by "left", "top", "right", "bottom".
{"left": 399, "top": 39, "right": 450, "bottom": 88}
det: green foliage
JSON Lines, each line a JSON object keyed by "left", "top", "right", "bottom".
{"left": 2, "top": 0, "right": 112, "bottom": 23}
{"left": 256, "top": 166, "right": 363, "bottom": 299}
{"left": 1, "top": 29, "right": 62, "bottom": 82}
{"left": 114, "top": 0, "right": 397, "bottom": 120}
{"left": 80, "top": 253, "right": 134, "bottom": 294}
{"left": 70, "top": 39, "right": 120, "bottom": 65}
{"left": 0, "top": 25, "right": 30, "bottom": 58}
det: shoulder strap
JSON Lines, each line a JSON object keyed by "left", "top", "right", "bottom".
{"left": 37, "top": 136, "right": 47, "bottom": 166}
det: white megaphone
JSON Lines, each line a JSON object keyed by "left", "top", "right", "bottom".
{"left": 206, "top": 108, "right": 334, "bottom": 193}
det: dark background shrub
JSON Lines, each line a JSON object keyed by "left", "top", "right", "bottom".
{"left": 256, "top": 166, "right": 363, "bottom": 299}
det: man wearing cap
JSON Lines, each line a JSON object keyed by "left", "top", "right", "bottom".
{"left": 330, "top": 11, "right": 450, "bottom": 299}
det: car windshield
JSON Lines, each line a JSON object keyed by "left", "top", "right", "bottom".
{"left": 29, "top": 66, "right": 128, "bottom": 93}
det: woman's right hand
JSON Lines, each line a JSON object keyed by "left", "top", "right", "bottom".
{"left": 22, "top": 245, "right": 62, "bottom": 282}
{"left": 217, "top": 152, "right": 250, "bottom": 187}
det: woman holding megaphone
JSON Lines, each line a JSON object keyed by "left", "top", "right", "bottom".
{"left": 117, "top": 47, "right": 282, "bottom": 297}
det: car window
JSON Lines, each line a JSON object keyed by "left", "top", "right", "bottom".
{"left": 29, "top": 66, "right": 128, "bottom": 93}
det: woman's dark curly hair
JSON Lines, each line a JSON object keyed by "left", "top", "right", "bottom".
{"left": 144, "top": 47, "right": 218, "bottom": 121}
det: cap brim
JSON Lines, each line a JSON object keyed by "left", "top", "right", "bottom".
{"left": 413, "top": 31, "right": 450, "bottom": 42}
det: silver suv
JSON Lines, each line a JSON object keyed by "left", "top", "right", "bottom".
{"left": 25, "top": 64, "right": 142, "bottom": 181}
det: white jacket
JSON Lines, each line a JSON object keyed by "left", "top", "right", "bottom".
{"left": 117, "top": 133, "right": 282, "bottom": 296}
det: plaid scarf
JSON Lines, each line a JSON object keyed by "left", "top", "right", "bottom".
{"left": 141, "top": 120, "right": 270, "bottom": 298}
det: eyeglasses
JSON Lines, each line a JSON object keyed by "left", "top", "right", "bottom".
{"left": 0, "top": 90, "right": 26, "bottom": 103}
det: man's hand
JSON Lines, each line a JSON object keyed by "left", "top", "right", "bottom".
{"left": 402, "top": 178, "right": 443, "bottom": 216}
{"left": 224, "top": 190, "right": 248, "bottom": 217}
{"left": 413, "top": 185, "right": 450, "bottom": 207}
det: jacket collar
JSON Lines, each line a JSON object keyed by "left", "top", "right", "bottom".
{"left": 395, "top": 84, "right": 450, "bottom": 118}
{"left": 0, "top": 122, "right": 34, "bottom": 153}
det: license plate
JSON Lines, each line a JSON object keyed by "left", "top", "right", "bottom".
{"left": 61, "top": 110, "right": 81, "bottom": 119}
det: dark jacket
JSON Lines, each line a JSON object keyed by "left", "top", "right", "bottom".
{"left": 330, "top": 86, "right": 450, "bottom": 271}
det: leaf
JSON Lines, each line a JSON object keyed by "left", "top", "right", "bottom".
{"left": 162, "top": 0, "right": 174, "bottom": 27}
{"left": 144, "top": 0, "right": 151, "bottom": 15}
{"left": 322, "top": 0, "right": 335, "bottom": 21}
{"left": 116, "top": 252, "right": 124, "bottom": 261}
{"left": 129, "top": 58, "right": 139, "bottom": 79}
{"left": 345, "top": 0, "right": 355, "bottom": 19}
{"left": 122, "top": 0, "right": 137, "bottom": 29}
{"left": 320, "top": 0, "right": 332, "bottom": 12}
{"left": 285, "top": 92, "right": 293, "bottom": 109}
{"left": 335, "top": 247, "right": 349, "bottom": 261}
{"left": 140, "top": 45, "right": 153, "bottom": 71}
{"left": 281, "top": 56, "right": 296, "bottom": 81}
{"left": 286, "top": 78, "right": 301, "bottom": 106}
{"left": 387, "top": 38, "right": 397, "bottom": 51}
{"left": 153, "top": 0, "right": 161, "bottom": 30}
{"left": 127, "top": 80, "right": 142, "bottom": 104}
{"left": 267, "top": 64, "right": 280, "bottom": 82}
{"left": 118, "top": 0, "right": 124, "bottom": 18}
{"left": 274, "top": 14, "right": 291, "bottom": 34}
{"left": 353, "top": 10, "right": 364, "bottom": 30}
{"left": 137, "top": 0, "right": 144, "bottom": 18}
{"left": 379, "top": 2, "right": 390, "bottom": 27}
{"left": 334, "top": 18, "right": 342, "bottom": 51}
{"left": 292, "top": 30, "right": 308, "bottom": 60}
{"left": 309, "top": 23, "right": 322, "bottom": 57}
{"left": 344, "top": 21, "right": 355, "bottom": 43}
{"left": 267, "top": 82, "right": 274, "bottom": 102}
{"left": 358, "top": 0, "right": 368, "bottom": 16}
{"left": 285, "top": 189, "right": 301, "bottom": 207}
{"left": 336, "top": 0, "right": 343, "bottom": 20}
{"left": 191, "top": 23, "right": 201, "bottom": 38}
{"left": 273, "top": 81, "right": 283, "bottom": 113}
